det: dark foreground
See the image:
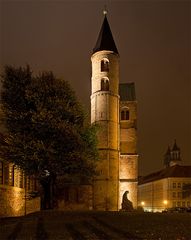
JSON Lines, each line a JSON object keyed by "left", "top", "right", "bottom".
{"left": 0, "top": 210, "right": 190, "bottom": 240}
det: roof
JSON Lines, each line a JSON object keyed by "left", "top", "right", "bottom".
{"left": 172, "top": 140, "right": 180, "bottom": 151}
{"left": 93, "top": 16, "right": 118, "bottom": 54}
{"left": 139, "top": 165, "right": 191, "bottom": 185}
{"left": 119, "top": 83, "right": 136, "bottom": 101}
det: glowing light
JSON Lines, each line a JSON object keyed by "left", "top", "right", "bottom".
{"left": 141, "top": 201, "right": 145, "bottom": 206}
{"left": 103, "top": 5, "right": 107, "bottom": 16}
{"left": 103, "top": 10, "right": 107, "bottom": 15}
{"left": 163, "top": 200, "right": 168, "bottom": 205}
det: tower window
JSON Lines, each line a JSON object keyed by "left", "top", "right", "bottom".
{"left": 101, "top": 78, "right": 109, "bottom": 91}
{"left": 121, "top": 110, "right": 129, "bottom": 120}
{"left": 4, "top": 162, "right": 9, "bottom": 185}
{"left": 10, "top": 165, "right": 14, "bottom": 186}
{"left": 19, "top": 170, "right": 24, "bottom": 188}
{"left": 101, "top": 59, "right": 109, "bottom": 72}
{"left": 0, "top": 161, "right": 3, "bottom": 184}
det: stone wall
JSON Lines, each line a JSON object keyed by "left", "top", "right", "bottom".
{"left": 91, "top": 50, "right": 120, "bottom": 211}
{"left": 0, "top": 184, "right": 40, "bottom": 217}
{"left": 119, "top": 155, "right": 138, "bottom": 209}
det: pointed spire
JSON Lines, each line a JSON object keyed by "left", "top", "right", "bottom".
{"left": 165, "top": 146, "right": 171, "bottom": 155}
{"left": 93, "top": 13, "right": 118, "bottom": 54}
{"left": 172, "top": 139, "right": 179, "bottom": 151}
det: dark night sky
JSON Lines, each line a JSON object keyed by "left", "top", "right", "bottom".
{"left": 0, "top": 0, "right": 190, "bottom": 176}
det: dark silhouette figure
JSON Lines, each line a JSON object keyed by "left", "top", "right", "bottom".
{"left": 121, "top": 191, "right": 133, "bottom": 211}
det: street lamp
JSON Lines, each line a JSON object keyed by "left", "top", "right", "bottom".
{"left": 163, "top": 200, "right": 168, "bottom": 205}
{"left": 141, "top": 201, "right": 145, "bottom": 206}
{"left": 163, "top": 200, "right": 168, "bottom": 210}
{"left": 141, "top": 201, "right": 145, "bottom": 211}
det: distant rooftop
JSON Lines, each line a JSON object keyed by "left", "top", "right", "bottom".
{"left": 93, "top": 16, "right": 118, "bottom": 54}
{"left": 119, "top": 83, "right": 136, "bottom": 101}
{"left": 139, "top": 165, "right": 191, "bottom": 185}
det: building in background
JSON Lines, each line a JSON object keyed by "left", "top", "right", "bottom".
{"left": 138, "top": 141, "right": 191, "bottom": 212}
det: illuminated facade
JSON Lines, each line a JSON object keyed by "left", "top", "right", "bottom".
{"left": 138, "top": 165, "right": 191, "bottom": 212}
{"left": 138, "top": 143, "right": 191, "bottom": 212}
{"left": 0, "top": 133, "right": 40, "bottom": 217}
{"left": 91, "top": 14, "right": 138, "bottom": 210}
{"left": 0, "top": 14, "right": 138, "bottom": 215}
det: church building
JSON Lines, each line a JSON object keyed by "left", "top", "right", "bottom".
{"left": 0, "top": 12, "right": 138, "bottom": 216}
{"left": 91, "top": 12, "right": 138, "bottom": 210}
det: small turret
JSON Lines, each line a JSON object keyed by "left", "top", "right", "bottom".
{"left": 164, "top": 140, "right": 182, "bottom": 168}
{"left": 164, "top": 146, "right": 171, "bottom": 168}
{"left": 170, "top": 140, "right": 181, "bottom": 166}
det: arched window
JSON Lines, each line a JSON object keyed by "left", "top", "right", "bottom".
{"left": 121, "top": 111, "right": 125, "bottom": 120}
{"left": 19, "top": 169, "right": 24, "bottom": 188}
{"left": 101, "top": 58, "right": 109, "bottom": 72}
{"left": 101, "top": 78, "right": 109, "bottom": 91}
{"left": 0, "top": 161, "right": 3, "bottom": 184}
{"left": 10, "top": 165, "right": 14, "bottom": 186}
{"left": 126, "top": 110, "right": 130, "bottom": 120}
{"left": 121, "top": 109, "right": 129, "bottom": 120}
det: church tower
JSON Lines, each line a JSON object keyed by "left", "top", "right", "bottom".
{"left": 91, "top": 12, "right": 120, "bottom": 210}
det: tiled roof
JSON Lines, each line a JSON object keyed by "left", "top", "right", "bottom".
{"left": 139, "top": 165, "right": 191, "bottom": 185}
{"left": 119, "top": 83, "right": 136, "bottom": 101}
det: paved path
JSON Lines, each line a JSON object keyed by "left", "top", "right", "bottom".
{"left": 0, "top": 211, "right": 141, "bottom": 240}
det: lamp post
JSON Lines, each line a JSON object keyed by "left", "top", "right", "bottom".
{"left": 141, "top": 201, "right": 145, "bottom": 211}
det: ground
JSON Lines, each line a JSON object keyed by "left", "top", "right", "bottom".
{"left": 0, "top": 211, "right": 190, "bottom": 240}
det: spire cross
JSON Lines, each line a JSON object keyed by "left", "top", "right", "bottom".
{"left": 103, "top": 5, "right": 107, "bottom": 16}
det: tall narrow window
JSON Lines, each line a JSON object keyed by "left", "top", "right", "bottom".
{"left": 121, "top": 109, "right": 129, "bottom": 120}
{"left": 4, "top": 162, "right": 9, "bottom": 185}
{"left": 101, "top": 58, "right": 109, "bottom": 72}
{"left": 125, "top": 110, "right": 130, "bottom": 120}
{"left": 27, "top": 176, "right": 31, "bottom": 191}
{"left": 101, "top": 79, "right": 105, "bottom": 90}
{"left": 105, "top": 80, "right": 109, "bottom": 91}
{"left": 14, "top": 167, "right": 19, "bottom": 187}
{"left": 19, "top": 170, "right": 24, "bottom": 188}
{"left": 9, "top": 165, "right": 14, "bottom": 186}
{"left": 0, "top": 161, "right": 3, "bottom": 184}
{"left": 121, "top": 111, "right": 125, "bottom": 120}
{"left": 101, "top": 78, "right": 109, "bottom": 91}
